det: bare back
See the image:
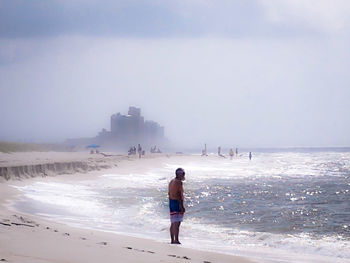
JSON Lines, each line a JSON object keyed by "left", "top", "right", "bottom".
{"left": 168, "top": 179, "right": 184, "bottom": 201}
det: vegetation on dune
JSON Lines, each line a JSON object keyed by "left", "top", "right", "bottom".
{"left": 0, "top": 141, "right": 66, "bottom": 153}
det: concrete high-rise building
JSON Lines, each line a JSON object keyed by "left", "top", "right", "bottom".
{"left": 106, "top": 106, "right": 164, "bottom": 146}
{"left": 65, "top": 106, "right": 166, "bottom": 150}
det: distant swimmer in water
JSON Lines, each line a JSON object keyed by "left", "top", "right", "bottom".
{"left": 229, "top": 148, "right": 234, "bottom": 160}
{"left": 168, "top": 168, "right": 186, "bottom": 244}
{"left": 201, "top": 144, "right": 208, "bottom": 156}
{"left": 249, "top": 152, "right": 252, "bottom": 160}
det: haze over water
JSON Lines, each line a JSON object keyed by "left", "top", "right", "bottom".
{"left": 1, "top": 1, "right": 350, "bottom": 149}
{"left": 14, "top": 149, "right": 350, "bottom": 263}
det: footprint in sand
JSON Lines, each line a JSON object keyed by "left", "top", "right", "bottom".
{"left": 10, "top": 222, "right": 35, "bottom": 227}
{"left": 13, "top": 215, "right": 37, "bottom": 225}
{"left": 124, "top": 247, "right": 155, "bottom": 254}
{"left": 168, "top": 255, "right": 191, "bottom": 260}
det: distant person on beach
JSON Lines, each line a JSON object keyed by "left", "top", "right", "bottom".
{"left": 138, "top": 144, "right": 142, "bottom": 158}
{"left": 229, "top": 148, "right": 234, "bottom": 159}
{"left": 128, "top": 146, "right": 136, "bottom": 155}
{"left": 201, "top": 145, "right": 208, "bottom": 156}
{"left": 218, "top": 146, "right": 226, "bottom": 158}
{"left": 168, "top": 168, "right": 186, "bottom": 244}
{"left": 236, "top": 148, "right": 238, "bottom": 156}
{"left": 249, "top": 152, "right": 252, "bottom": 160}
{"left": 151, "top": 146, "right": 156, "bottom": 153}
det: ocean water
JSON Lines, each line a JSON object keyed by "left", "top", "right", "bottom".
{"left": 12, "top": 150, "right": 350, "bottom": 263}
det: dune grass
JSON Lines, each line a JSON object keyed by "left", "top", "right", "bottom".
{"left": 0, "top": 141, "right": 59, "bottom": 153}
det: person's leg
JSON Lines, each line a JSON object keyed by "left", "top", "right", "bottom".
{"left": 170, "top": 222, "right": 175, "bottom": 243}
{"left": 173, "top": 221, "right": 181, "bottom": 244}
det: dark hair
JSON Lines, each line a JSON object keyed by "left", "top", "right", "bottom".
{"left": 175, "top": 168, "right": 185, "bottom": 177}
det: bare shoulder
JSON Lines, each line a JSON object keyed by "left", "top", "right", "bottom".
{"left": 175, "top": 179, "right": 183, "bottom": 188}
{"left": 169, "top": 179, "right": 182, "bottom": 188}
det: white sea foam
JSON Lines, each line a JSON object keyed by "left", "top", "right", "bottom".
{"left": 12, "top": 151, "right": 350, "bottom": 263}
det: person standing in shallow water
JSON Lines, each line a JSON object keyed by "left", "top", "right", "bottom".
{"left": 168, "top": 168, "right": 186, "bottom": 244}
{"left": 249, "top": 152, "right": 252, "bottom": 160}
{"left": 229, "top": 148, "right": 234, "bottom": 160}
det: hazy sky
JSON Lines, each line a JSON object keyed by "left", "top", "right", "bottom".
{"left": 1, "top": 0, "right": 350, "bottom": 148}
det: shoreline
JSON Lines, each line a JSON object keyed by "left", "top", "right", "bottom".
{"left": 0, "top": 152, "right": 255, "bottom": 263}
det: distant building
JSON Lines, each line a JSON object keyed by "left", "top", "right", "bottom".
{"left": 97, "top": 106, "right": 165, "bottom": 148}
{"left": 65, "top": 106, "right": 166, "bottom": 150}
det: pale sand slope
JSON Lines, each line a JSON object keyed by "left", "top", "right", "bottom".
{"left": 0, "top": 152, "right": 255, "bottom": 263}
{"left": 0, "top": 151, "right": 133, "bottom": 181}
{"left": 0, "top": 151, "right": 112, "bottom": 166}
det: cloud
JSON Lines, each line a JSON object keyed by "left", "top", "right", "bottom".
{"left": 0, "top": 0, "right": 184, "bottom": 38}
{"left": 259, "top": 0, "right": 350, "bottom": 35}
{"left": 4, "top": 0, "right": 348, "bottom": 38}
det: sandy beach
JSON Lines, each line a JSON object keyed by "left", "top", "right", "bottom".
{"left": 0, "top": 152, "right": 255, "bottom": 263}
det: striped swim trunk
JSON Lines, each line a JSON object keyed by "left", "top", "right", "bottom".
{"left": 169, "top": 199, "right": 184, "bottom": 223}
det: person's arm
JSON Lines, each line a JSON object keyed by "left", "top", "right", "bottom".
{"left": 179, "top": 199, "right": 185, "bottom": 213}
{"left": 168, "top": 181, "right": 171, "bottom": 197}
{"left": 179, "top": 182, "right": 185, "bottom": 213}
